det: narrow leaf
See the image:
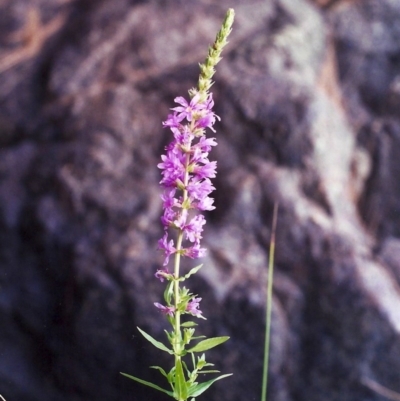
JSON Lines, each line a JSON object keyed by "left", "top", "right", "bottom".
{"left": 180, "top": 264, "right": 203, "bottom": 281}
{"left": 188, "top": 374, "right": 233, "bottom": 397}
{"left": 198, "top": 370, "right": 220, "bottom": 374}
{"left": 150, "top": 366, "right": 168, "bottom": 379}
{"left": 120, "top": 372, "right": 174, "bottom": 396}
{"left": 168, "top": 366, "right": 176, "bottom": 383}
{"left": 182, "top": 360, "right": 191, "bottom": 376}
{"left": 187, "top": 336, "right": 230, "bottom": 353}
{"left": 181, "top": 321, "right": 198, "bottom": 328}
{"left": 164, "top": 281, "right": 174, "bottom": 304}
{"left": 137, "top": 327, "right": 173, "bottom": 354}
{"left": 174, "top": 359, "right": 188, "bottom": 400}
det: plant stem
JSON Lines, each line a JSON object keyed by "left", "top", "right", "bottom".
{"left": 173, "top": 229, "right": 183, "bottom": 355}
{"left": 261, "top": 203, "right": 279, "bottom": 401}
{"left": 173, "top": 152, "right": 191, "bottom": 370}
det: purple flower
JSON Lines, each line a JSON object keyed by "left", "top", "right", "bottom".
{"left": 196, "top": 196, "right": 215, "bottom": 211}
{"left": 193, "top": 136, "right": 217, "bottom": 152}
{"left": 155, "top": 268, "right": 172, "bottom": 282}
{"left": 187, "top": 177, "right": 215, "bottom": 201}
{"left": 173, "top": 209, "right": 189, "bottom": 230}
{"left": 158, "top": 149, "right": 186, "bottom": 187}
{"left": 161, "top": 189, "right": 177, "bottom": 209}
{"left": 157, "top": 91, "right": 219, "bottom": 271}
{"left": 190, "top": 147, "right": 210, "bottom": 164}
{"left": 158, "top": 233, "right": 176, "bottom": 266}
{"left": 154, "top": 302, "right": 176, "bottom": 316}
{"left": 158, "top": 149, "right": 185, "bottom": 171}
{"left": 161, "top": 207, "right": 176, "bottom": 228}
{"left": 195, "top": 110, "right": 220, "bottom": 133}
{"left": 172, "top": 126, "right": 194, "bottom": 151}
{"left": 204, "top": 93, "right": 215, "bottom": 111}
{"left": 193, "top": 161, "right": 217, "bottom": 179}
{"left": 195, "top": 95, "right": 220, "bottom": 130}
{"left": 186, "top": 297, "right": 203, "bottom": 317}
{"left": 196, "top": 114, "right": 215, "bottom": 131}
{"left": 184, "top": 215, "right": 206, "bottom": 243}
{"left": 162, "top": 112, "right": 185, "bottom": 128}
{"left": 172, "top": 94, "right": 204, "bottom": 122}
{"left": 184, "top": 244, "right": 207, "bottom": 259}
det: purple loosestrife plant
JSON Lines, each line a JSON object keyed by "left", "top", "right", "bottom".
{"left": 121, "top": 9, "right": 235, "bottom": 401}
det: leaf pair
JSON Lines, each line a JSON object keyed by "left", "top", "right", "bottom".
{"left": 122, "top": 328, "right": 231, "bottom": 400}
{"left": 120, "top": 371, "right": 233, "bottom": 400}
{"left": 137, "top": 326, "right": 229, "bottom": 355}
{"left": 137, "top": 327, "right": 173, "bottom": 354}
{"left": 187, "top": 336, "right": 229, "bottom": 353}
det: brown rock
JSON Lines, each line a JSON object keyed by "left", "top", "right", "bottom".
{"left": 1, "top": 0, "right": 400, "bottom": 400}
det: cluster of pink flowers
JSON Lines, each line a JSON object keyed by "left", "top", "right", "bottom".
{"left": 154, "top": 93, "right": 219, "bottom": 317}
{"left": 153, "top": 297, "right": 203, "bottom": 318}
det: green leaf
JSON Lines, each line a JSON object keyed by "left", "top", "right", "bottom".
{"left": 198, "top": 370, "right": 220, "bottom": 374}
{"left": 120, "top": 372, "right": 174, "bottom": 396}
{"left": 188, "top": 374, "right": 233, "bottom": 398}
{"left": 167, "top": 366, "right": 175, "bottom": 383}
{"left": 180, "top": 264, "right": 203, "bottom": 281}
{"left": 150, "top": 366, "right": 168, "bottom": 379}
{"left": 183, "top": 328, "right": 195, "bottom": 345}
{"left": 164, "top": 281, "right": 174, "bottom": 304}
{"left": 164, "top": 329, "right": 173, "bottom": 344}
{"left": 187, "top": 336, "right": 230, "bottom": 353}
{"left": 174, "top": 359, "right": 188, "bottom": 400}
{"left": 137, "top": 327, "right": 173, "bottom": 354}
{"left": 181, "top": 321, "right": 198, "bottom": 328}
{"left": 197, "top": 356, "right": 214, "bottom": 370}
{"left": 167, "top": 315, "right": 174, "bottom": 328}
{"left": 181, "top": 360, "right": 190, "bottom": 376}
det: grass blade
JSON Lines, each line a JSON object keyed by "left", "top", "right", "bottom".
{"left": 120, "top": 372, "right": 174, "bottom": 396}
{"left": 261, "top": 202, "right": 278, "bottom": 401}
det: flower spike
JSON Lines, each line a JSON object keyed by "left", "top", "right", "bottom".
{"left": 122, "top": 9, "right": 235, "bottom": 401}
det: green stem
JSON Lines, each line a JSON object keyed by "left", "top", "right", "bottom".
{"left": 173, "top": 152, "right": 191, "bottom": 384}
{"left": 261, "top": 203, "right": 279, "bottom": 401}
{"left": 173, "top": 230, "right": 183, "bottom": 355}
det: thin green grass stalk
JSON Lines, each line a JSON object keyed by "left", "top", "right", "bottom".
{"left": 362, "top": 377, "right": 400, "bottom": 401}
{"left": 261, "top": 202, "right": 279, "bottom": 401}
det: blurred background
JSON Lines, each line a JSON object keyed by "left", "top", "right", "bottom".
{"left": 1, "top": 0, "right": 400, "bottom": 400}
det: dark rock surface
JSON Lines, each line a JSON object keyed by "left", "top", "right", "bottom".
{"left": 1, "top": 0, "right": 400, "bottom": 400}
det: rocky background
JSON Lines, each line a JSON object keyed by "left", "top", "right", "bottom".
{"left": 1, "top": 0, "right": 400, "bottom": 400}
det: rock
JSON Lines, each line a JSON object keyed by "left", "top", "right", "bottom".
{"left": 1, "top": 0, "right": 400, "bottom": 400}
